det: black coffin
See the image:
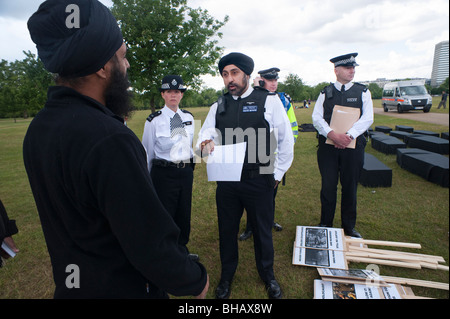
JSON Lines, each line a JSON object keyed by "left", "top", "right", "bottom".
{"left": 371, "top": 135, "right": 406, "bottom": 154}
{"left": 390, "top": 130, "right": 413, "bottom": 141}
{"left": 395, "top": 125, "right": 414, "bottom": 133}
{"left": 397, "top": 148, "right": 449, "bottom": 188}
{"left": 413, "top": 130, "right": 440, "bottom": 137}
{"left": 406, "top": 135, "right": 449, "bottom": 155}
{"left": 360, "top": 153, "right": 392, "bottom": 187}
{"left": 375, "top": 126, "right": 392, "bottom": 133}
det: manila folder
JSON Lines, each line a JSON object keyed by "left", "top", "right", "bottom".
{"left": 326, "top": 105, "right": 361, "bottom": 149}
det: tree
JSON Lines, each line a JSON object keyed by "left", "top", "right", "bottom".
{"left": 367, "top": 83, "right": 382, "bottom": 99}
{"left": 0, "top": 52, "right": 53, "bottom": 120}
{"left": 111, "top": 0, "right": 228, "bottom": 112}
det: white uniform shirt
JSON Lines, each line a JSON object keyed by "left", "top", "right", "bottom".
{"left": 142, "top": 106, "right": 195, "bottom": 172}
{"left": 196, "top": 86, "right": 294, "bottom": 181}
{"left": 312, "top": 81, "right": 374, "bottom": 139}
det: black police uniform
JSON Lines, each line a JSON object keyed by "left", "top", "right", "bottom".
{"left": 313, "top": 53, "right": 374, "bottom": 237}
{"left": 215, "top": 88, "right": 277, "bottom": 284}
{"left": 318, "top": 83, "right": 367, "bottom": 231}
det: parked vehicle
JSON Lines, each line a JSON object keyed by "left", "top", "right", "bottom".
{"left": 382, "top": 81, "right": 432, "bottom": 113}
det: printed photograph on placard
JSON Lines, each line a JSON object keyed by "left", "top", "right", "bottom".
{"left": 305, "top": 227, "right": 328, "bottom": 249}
{"left": 295, "top": 226, "right": 345, "bottom": 250}
{"left": 314, "top": 280, "right": 384, "bottom": 299}
{"left": 305, "top": 248, "right": 330, "bottom": 267}
{"left": 318, "top": 268, "right": 382, "bottom": 281}
{"left": 292, "top": 245, "right": 348, "bottom": 270}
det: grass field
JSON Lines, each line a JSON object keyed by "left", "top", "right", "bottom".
{"left": 0, "top": 97, "right": 448, "bottom": 299}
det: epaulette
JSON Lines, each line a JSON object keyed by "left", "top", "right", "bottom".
{"left": 354, "top": 82, "right": 368, "bottom": 92}
{"left": 253, "top": 86, "right": 270, "bottom": 93}
{"left": 181, "top": 109, "right": 193, "bottom": 117}
{"left": 146, "top": 111, "right": 162, "bottom": 123}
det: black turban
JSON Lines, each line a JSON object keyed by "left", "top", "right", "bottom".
{"left": 218, "top": 52, "right": 254, "bottom": 76}
{"left": 28, "top": 0, "right": 123, "bottom": 77}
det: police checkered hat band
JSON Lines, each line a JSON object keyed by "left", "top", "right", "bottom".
{"left": 330, "top": 53, "right": 359, "bottom": 67}
{"left": 159, "top": 75, "right": 187, "bottom": 92}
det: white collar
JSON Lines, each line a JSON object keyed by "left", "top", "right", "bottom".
{"left": 162, "top": 105, "right": 180, "bottom": 117}
{"left": 231, "top": 86, "right": 253, "bottom": 100}
{"left": 335, "top": 81, "right": 354, "bottom": 91}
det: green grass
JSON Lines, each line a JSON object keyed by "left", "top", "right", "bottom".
{"left": 0, "top": 100, "right": 448, "bottom": 299}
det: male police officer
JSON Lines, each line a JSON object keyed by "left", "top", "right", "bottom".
{"left": 198, "top": 53, "right": 294, "bottom": 299}
{"left": 312, "top": 53, "right": 374, "bottom": 239}
{"left": 239, "top": 67, "right": 298, "bottom": 240}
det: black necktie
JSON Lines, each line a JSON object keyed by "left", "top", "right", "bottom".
{"left": 341, "top": 84, "right": 346, "bottom": 93}
{"left": 170, "top": 113, "right": 187, "bottom": 138}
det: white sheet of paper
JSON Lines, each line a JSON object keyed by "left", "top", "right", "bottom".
{"left": 207, "top": 142, "right": 246, "bottom": 182}
{"left": 1, "top": 241, "right": 16, "bottom": 258}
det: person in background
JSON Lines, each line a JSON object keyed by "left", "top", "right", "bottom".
{"left": 312, "top": 53, "right": 373, "bottom": 239}
{"left": 437, "top": 91, "right": 447, "bottom": 109}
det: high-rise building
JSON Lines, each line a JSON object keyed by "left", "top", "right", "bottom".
{"left": 431, "top": 40, "right": 449, "bottom": 88}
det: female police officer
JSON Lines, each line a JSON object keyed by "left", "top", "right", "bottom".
{"left": 142, "top": 75, "right": 198, "bottom": 261}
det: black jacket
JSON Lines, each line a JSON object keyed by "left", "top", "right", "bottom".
{"left": 0, "top": 199, "right": 18, "bottom": 241}
{"left": 23, "top": 86, "right": 207, "bottom": 298}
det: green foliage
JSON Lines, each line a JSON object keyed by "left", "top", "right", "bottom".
{"left": 0, "top": 52, "right": 53, "bottom": 119}
{"left": 111, "top": 0, "right": 228, "bottom": 111}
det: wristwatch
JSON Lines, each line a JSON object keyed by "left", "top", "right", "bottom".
{"left": 346, "top": 133, "right": 354, "bottom": 140}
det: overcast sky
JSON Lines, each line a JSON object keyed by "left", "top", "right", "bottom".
{"left": 0, "top": 0, "right": 448, "bottom": 90}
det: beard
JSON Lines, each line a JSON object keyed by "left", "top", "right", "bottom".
{"left": 104, "top": 64, "right": 134, "bottom": 119}
{"left": 227, "top": 74, "right": 249, "bottom": 96}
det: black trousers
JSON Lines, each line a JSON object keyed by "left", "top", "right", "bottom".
{"left": 151, "top": 165, "right": 194, "bottom": 254}
{"left": 216, "top": 175, "right": 275, "bottom": 283}
{"left": 317, "top": 137, "right": 365, "bottom": 231}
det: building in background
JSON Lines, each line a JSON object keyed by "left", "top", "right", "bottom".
{"left": 430, "top": 40, "right": 449, "bottom": 88}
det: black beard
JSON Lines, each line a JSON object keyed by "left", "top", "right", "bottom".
{"left": 227, "top": 74, "right": 249, "bottom": 96}
{"left": 104, "top": 67, "right": 134, "bottom": 119}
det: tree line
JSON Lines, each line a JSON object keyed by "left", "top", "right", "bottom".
{"left": 0, "top": 52, "right": 332, "bottom": 119}
{"left": 1, "top": 0, "right": 448, "bottom": 119}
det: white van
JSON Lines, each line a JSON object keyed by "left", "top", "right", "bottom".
{"left": 382, "top": 80, "right": 432, "bottom": 113}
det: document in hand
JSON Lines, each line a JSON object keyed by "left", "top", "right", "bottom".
{"left": 326, "top": 105, "right": 361, "bottom": 149}
{"left": 1, "top": 241, "right": 16, "bottom": 258}
{"left": 206, "top": 142, "right": 247, "bottom": 182}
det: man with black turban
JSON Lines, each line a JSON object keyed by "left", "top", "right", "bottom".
{"left": 24, "top": 0, "right": 208, "bottom": 299}
{"left": 197, "top": 53, "right": 294, "bottom": 299}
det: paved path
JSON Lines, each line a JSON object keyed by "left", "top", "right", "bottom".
{"left": 374, "top": 107, "right": 449, "bottom": 127}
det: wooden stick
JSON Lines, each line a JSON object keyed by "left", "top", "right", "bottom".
{"left": 346, "top": 256, "right": 422, "bottom": 269}
{"left": 348, "top": 245, "right": 445, "bottom": 264}
{"left": 346, "top": 251, "right": 425, "bottom": 263}
{"left": 437, "top": 264, "right": 449, "bottom": 271}
{"left": 401, "top": 295, "right": 435, "bottom": 299}
{"left": 346, "top": 238, "right": 422, "bottom": 249}
{"left": 382, "top": 276, "right": 449, "bottom": 290}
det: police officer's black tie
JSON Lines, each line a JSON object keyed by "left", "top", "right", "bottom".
{"left": 170, "top": 112, "right": 187, "bottom": 138}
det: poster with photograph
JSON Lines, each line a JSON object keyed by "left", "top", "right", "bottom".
{"left": 314, "top": 280, "right": 384, "bottom": 299}
{"left": 295, "top": 226, "right": 345, "bottom": 251}
{"left": 293, "top": 245, "right": 348, "bottom": 270}
{"left": 318, "top": 268, "right": 386, "bottom": 286}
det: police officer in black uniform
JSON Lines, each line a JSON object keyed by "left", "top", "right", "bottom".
{"left": 198, "top": 53, "right": 294, "bottom": 299}
{"left": 142, "top": 75, "right": 198, "bottom": 261}
{"left": 312, "top": 53, "right": 374, "bottom": 238}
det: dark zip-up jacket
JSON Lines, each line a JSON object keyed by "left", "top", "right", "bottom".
{"left": 23, "top": 86, "right": 207, "bottom": 299}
